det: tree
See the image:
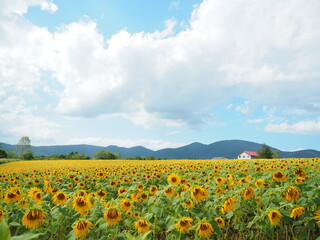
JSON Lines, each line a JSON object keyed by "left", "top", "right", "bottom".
{"left": 94, "top": 150, "right": 120, "bottom": 159}
{"left": 0, "top": 149, "right": 8, "bottom": 159}
{"left": 22, "top": 151, "right": 34, "bottom": 160}
{"left": 16, "top": 136, "right": 31, "bottom": 158}
{"left": 6, "top": 151, "right": 19, "bottom": 159}
{"left": 257, "top": 144, "right": 273, "bottom": 159}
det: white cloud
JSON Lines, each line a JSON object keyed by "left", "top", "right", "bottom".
{"left": 265, "top": 119, "right": 320, "bottom": 135}
{"left": 1, "top": 0, "right": 320, "bottom": 143}
{"left": 169, "top": 1, "right": 180, "bottom": 10}
{"left": 67, "top": 137, "right": 186, "bottom": 150}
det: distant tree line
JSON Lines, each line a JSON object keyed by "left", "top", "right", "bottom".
{"left": 257, "top": 144, "right": 280, "bottom": 159}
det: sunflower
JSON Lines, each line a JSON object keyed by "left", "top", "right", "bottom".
{"left": 72, "top": 196, "right": 92, "bottom": 215}
{"left": 290, "top": 207, "right": 304, "bottom": 218}
{"left": 191, "top": 186, "right": 208, "bottom": 203}
{"left": 22, "top": 208, "right": 45, "bottom": 229}
{"left": 268, "top": 210, "right": 282, "bottom": 226}
{"left": 119, "top": 199, "right": 134, "bottom": 212}
{"left": 294, "top": 169, "right": 306, "bottom": 177}
{"left": 4, "top": 191, "right": 21, "bottom": 203}
{"left": 272, "top": 171, "right": 286, "bottom": 182}
{"left": 110, "top": 180, "right": 118, "bottom": 188}
{"left": 255, "top": 179, "right": 265, "bottom": 188}
{"left": 215, "top": 177, "right": 227, "bottom": 185}
{"left": 295, "top": 177, "right": 305, "bottom": 184}
{"left": 32, "top": 191, "right": 43, "bottom": 204}
{"left": 243, "top": 187, "right": 255, "bottom": 200}
{"left": 196, "top": 222, "right": 214, "bottom": 239}
{"left": 0, "top": 209, "right": 4, "bottom": 222}
{"left": 221, "top": 197, "right": 237, "bottom": 214}
{"left": 73, "top": 219, "right": 93, "bottom": 239}
{"left": 117, "top": 187, "right": 128, "bottom": 196}
{"left": 164, "top": 187, "right": 175, "bottom": 198}
{"left": 215, "top": 217, "right": 225, "bottom": 228}
{"left": 131, "top": 191, "right": 142, "bottom": 202}
{"left": 132, "top": 212, "right": 140, "bottom": 219}
{"left": 182, "top": 199, "right": 194, "bottom": 209}
{"left": 53, "top": 192, "right": 68, "bottom": 205}
{"left": 315, "top": 210, "right": 320, "bottom": 225}
{"left": 175, "top": 217, "right": 193, "bottom": 233}
{"left": 215, "top": 187, "right": 224, "bottom": 196}
{"left": 96, "top": 190, "right": 107, "bottom": 199}
{"left": 284, "top": 186, "right": 300, "bottom": 202}
{"left": 134, "top": 219, "right": 150, "bottom": 234}
{"left": 104, "top": 209, "right": 121, "bottom": 226}
{"left": 149, "top": 186, "right": 158, "bottom": 196}
{"left": 167, "top": 174, "right": 180, "bottom": 185}
{"left": 78, "top": 182, "right": 85, "bottom": 188}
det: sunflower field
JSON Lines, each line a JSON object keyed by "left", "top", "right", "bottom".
{"left": 0, "top": 158, "right": 320, "bottom": 240}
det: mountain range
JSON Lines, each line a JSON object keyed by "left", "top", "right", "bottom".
{"left": 1, "top": 140, "right": 320, "bottom": 159}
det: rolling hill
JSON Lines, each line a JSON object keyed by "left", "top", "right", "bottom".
{"left": 1, "top": 140, "right": 319, "bottom": 159}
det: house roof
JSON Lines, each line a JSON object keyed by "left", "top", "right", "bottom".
{"left": 238, "top": 151, "right": 258, "bottom": 156}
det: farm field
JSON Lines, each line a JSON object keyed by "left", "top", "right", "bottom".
{"left": 0, "top": 158, "right": 320, "bottom": 240}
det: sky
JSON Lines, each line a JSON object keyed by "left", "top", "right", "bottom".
{"left": 0, "top": 0, "right": 320, "bottom": 151}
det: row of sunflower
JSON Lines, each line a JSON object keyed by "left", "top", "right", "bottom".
{"left": 0, "top": 158, "right": 320, "bottom": 239}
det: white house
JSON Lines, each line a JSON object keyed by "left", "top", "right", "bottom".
{"left": 237, "top": 151, "right": 258, "bottom": 159}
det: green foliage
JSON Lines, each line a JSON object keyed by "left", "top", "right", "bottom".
{"left": 16, "top": 136, "right": 31, "bottom": 157}
{"left": 94, "top": 150, "right": 120, "bottom": 159}
{"left": 22, "top": 151, "right": 34, "bottom": 160}
{"left": 35, "top": 152, "right": 91, "bottom": 160}
{"left": 0, "top": 149, "right": 8, "bottom": 159}
{"left": 258, "top": 144, "right": 277, "bottom": 159}
{"left": 6, "top": 151, "right": 19, "bottom": 159}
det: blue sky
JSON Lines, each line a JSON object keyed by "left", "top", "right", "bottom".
{"left": 1, "top": 0, "right": 320, "bottom": 151}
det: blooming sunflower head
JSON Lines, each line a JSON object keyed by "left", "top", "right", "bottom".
{"left": 22, "top": 208, "right": 46, "bottom": 229}
{"left": 272, "top": 171, "right": 286, "bottom": 182}
{"left": 315, "top": 210, "right": 320, "bottom": 225}
{"left": 284, "top": 186, "right": 300, "bottom": 202}
{"left": 134, "top": 219, "right": 150, "bottom": 234}
{"left": 221, "top": 197, "right": 237, "bottom": 214}
{"left": 104, "top": 208, "right": 122, "bottom": 226}
{"left": 167, "top": 174, "right": 180, "bottom": 185}
{"left": 119, "top": 199, "right": 134, "bottom": 211}
{"left": 96, "top": 189, "right": 107, "bottom": 199}
{"left": 164, "top": 187, "right": 175, "bottom": 198}
{"left": 53, "top": 192, "right": 68, "bottom": 205}
{"left": 175, "top": 217, "right": 193, "bottom": 234}
{"left": 243, "top": 187, "right": 255, "bottom": 201}
{"left": 196, "top": 221, "right": 214, "bottom": 239}
{"left": 182, "top": 199, "right": 194, "bottom": 209}
{"left": 73, "top": 219, "right": 93, "bottom": 239}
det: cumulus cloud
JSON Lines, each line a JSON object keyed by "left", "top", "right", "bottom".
{"left": 1, "top": 0, "right": 320, "bottom": 143}
{"left": 265, "top": 119, "right": 320, "bottom": 135}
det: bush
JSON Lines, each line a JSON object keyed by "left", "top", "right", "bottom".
{"left": 22, "top": 151, "right": 34, "bottom": 160}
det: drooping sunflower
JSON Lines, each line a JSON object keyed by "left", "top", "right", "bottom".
{"left": 182, "top": 199, "right": 194, "bottom": 209}
{"left": 284, "top": 186, "right": 300, "bottom": 202}
{"left": 290, "top": 207, "right": 304, "bottom": 218}
{"left": 190, "top": 186, "right": 208, "bottom": 203}
{"left": 117, "top": 187, "right": 128, "bottom": 196}
{"left": 196, "top": 221, "right": 214, "bottom": 239}
{"left": 175, "top": 217, "right": 193, "bottom": 234}
{"left": 4, "top": 191, "right": 21, "bottom": 203}
{"left": 255, "top": 179, "right": 265, "bottom": 188}
{"left": 215, "top": 217, "right": 225, "bottom": 228}
{"left": 53, "top": 192, "right": 68, "bottom": 205}
{"left": 167, "top": 174, "right": 180, "bottom": 185}
{"left": 73, "top": 219, "right": 93, "bottom": 239}
{"left": 72, "top": 196, "right": 92, "bottom": 215}
{"left": 104, "top": 208, "right": 122, "bottom": 226}
{"left": 164, "top": 187, "right": 175, "bottom": 198}
{"left": 294, "top": 169, "right": 306, "bottom": 177}
{"left": 268, "top": 210, "right": 282, "bottom": 226}
{"left": 221, "top": 197, "right": 237, "bottom": 214}
{"left": 0, "top": 209, "right": 4, "bottom": 222}
{"left": 315, "top": 210, "right": 320, "bottom": 225}
{"left": 134, "top": 219, "right": 150, "bottom": 234}
{"left": 119, "top": 199, "right": 134, "bottom": 212}
{"left": 215, "top": 187, "right": 224, "bottom": 196}
{"left": 22, "top": 208, "right": 45, "bottom": 229}
{"left": 243, "top": 187, "right": 255, "bottom": 200}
